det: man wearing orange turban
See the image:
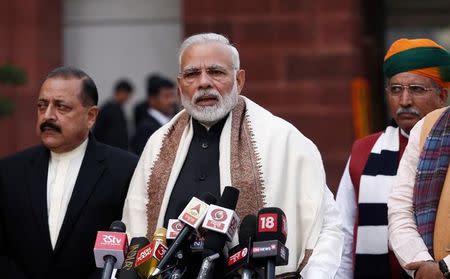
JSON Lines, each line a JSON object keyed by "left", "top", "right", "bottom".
{"left": 337, "top": 38, "right": 449, "bottom": 279}
{"left": 388, "top": 38, "right": 450, "bottom": 278}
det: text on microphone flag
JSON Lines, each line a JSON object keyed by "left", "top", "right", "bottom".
{"left": 202, "top": 204, "right": 240, "bottom": 240}
{"left": 178, "top": 197, "right": 209, "bottom": 228}
{"left": 95, "top": 232, "right": 126, "bottom": 248}
{"left": 227, "top": 247, "right": 248, "bottom": 266}
{"left": 167, "top": 219, "right": 184, "bottom": 239}
{"left": 258, "top": 213, "right": 278, "bottom": 233}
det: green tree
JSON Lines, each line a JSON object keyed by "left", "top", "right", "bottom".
{"left": 0, "top": 64, "right": 27, "bottom": 116}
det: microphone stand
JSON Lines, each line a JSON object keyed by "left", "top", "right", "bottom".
{"left": 197, "top": 253, "right": 220, "bottom": 279}
{"left": 241, "top": 269, "right": 252, "bottom": 279}
{"left": 170, "top": 250, "right": 187, "bottom": 279}
{"left": 265, "top": 259, "right": 276, "bottom": 279}
{"left": 101, "top": 255, "right": 117, "bottom": 279}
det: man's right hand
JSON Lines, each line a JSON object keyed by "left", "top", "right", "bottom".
{"left": 405, "top": 261, "right": 444, "bottom": 279}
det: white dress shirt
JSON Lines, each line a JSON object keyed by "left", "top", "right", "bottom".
{"left": 47, "top": 138, "right": 88, "bottom": 248}
{"left": 335, "top": 159, "right": 356, "bottom": 279}
{"left": 301, "top": 187, "right": 344, "bottom": 278}
{"left": 148, "top": 108, "right": 171, "bottom": 126}
{"left": 388, "top": 119, "right": 450, "bottom": 277}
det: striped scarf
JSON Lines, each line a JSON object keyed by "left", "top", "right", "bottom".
{"left": 414, "top": 107, "right": 450, "bottom": 255}
{"left": 355, "top": 122, "right": 400, "bottom": 278}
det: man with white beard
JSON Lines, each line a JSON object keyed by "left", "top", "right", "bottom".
{"left": 122, "top": 33, "right": 343, "bottom": 278}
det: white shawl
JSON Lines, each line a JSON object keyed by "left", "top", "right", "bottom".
{"left": 122, "top": 96, "right": 327, "bottom": 275}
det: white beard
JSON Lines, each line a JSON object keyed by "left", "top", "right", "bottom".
{"left": 180, "top": 81, "right": 239, "bottom": 126}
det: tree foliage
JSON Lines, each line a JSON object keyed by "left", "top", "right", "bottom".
{"left": 0, "top": 64, "right": 27, "bottom": 116}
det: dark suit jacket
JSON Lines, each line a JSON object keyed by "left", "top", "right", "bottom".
{"left": 0, "top": 136, "right": 138, "bottom": 279}
{"left": 131, "top": 114, "right": 162, "bottom": 155}
{"left": 93, "top": 101, "right": 129, "bottom": 150}
{"left": 133, "top": 101, "right": 148, "bottom": 130}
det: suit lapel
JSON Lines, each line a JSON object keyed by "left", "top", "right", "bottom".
{"left": 54, "top": 137, "right": 107, "bottom": 252}
{"left": 28, "top": 146, "right": 53, "bottom": 250}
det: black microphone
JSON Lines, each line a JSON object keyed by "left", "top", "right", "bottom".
{"left": 117, "top": 237, "right": 150, "bottom": 279}
{"left": 197, "top": 186, "right": 240, "bottom": 279}
{"left": 152, "top": 192, "right": 217, "bottom": 277}
{"left": 253, "top": 208, "right": 289, "bottom": 279}
{"left": 93, "top": 220, "right": 128, "bottom": 279}
{"left": 225, "top": 214, "right": 258, "bottom": 279}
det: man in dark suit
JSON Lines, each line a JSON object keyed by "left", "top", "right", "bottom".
{"left": 93, "top": 79, "right": 134, "bottom": 150}
{"left": 0, "top": 66, "right": 138, "bottom": 279}
{"left": 131, "top": 75, "right": 177, "bottom": 155}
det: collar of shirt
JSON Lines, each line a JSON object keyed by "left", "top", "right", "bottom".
{"left": 47, "top": 137, "right": 88, "bottom": 248}
{"left": 148, "top": 108, "right": 171, "bottom": 126}
{"left": 50, "top": 137, "right": 89, "bottom": 162}
{"left": 192, "top": 116, "right": 228, "bottom": 139}
{"left": 400, "top": 128, "right": 409, "bottom": 139}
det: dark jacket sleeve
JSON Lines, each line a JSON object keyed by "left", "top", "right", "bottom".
{"left": 131, "top": 121, "right": 159, "bottom": 156}
{"left": 0, "top": 161, "right": 28, "bottom": 279}
{"left": 93, "top": 104, "right": 112, "bottom": 143}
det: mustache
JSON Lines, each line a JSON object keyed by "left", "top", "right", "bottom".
{"left": 396, "top": 107, "right": 420, "bottom": 116}
{"left": 192, "top": 89, "right": 220, "bottom": 103}
{"left": 40, "top": 121, "right": 62, "bottom": 133}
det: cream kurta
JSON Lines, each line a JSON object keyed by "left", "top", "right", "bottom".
{"left": 388, "top": 114, "right": 450, "bottom": 277}
{"left": 122, "top": 96, "right": 343, "bottom": 278}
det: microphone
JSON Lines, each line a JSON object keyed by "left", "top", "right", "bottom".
{"left": 166, "top": 219, "right": 184, "bottom": 240}
{"left": 197, "top": 186, "right": 240, "bottom": 279}
{"left": 190, "top": 235, "right": 205, "bottom": 253}
{"left": 225, "top": 214, "right": 258, "bottom": 279}
{"left": 134, "top": 228, "right": 168, "bottom": 279}
{"left": 117, "top": 237, "right": 150, "bottom": 279}
{"left": 253, "top": 208, "right": 289, "bottom": 279}
{"left": 167, "top": 219, "right": 205, "bottom": 252}
{"left": 93, "top": 220, "right": 128, "bottom": 279}
{"left": 152, "top": 192, "right": 217, "bottom": 277}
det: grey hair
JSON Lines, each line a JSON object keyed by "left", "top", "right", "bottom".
{"left": 178, "top": 33, "right": 240, "bottom": 71}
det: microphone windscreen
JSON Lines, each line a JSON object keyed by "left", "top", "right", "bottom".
{"left": 256, "top": 207, "right": 287, "bottom": 244}
{"left": 200, "top": 192, "right": 217, "bottom": 205}
{"left": 110, "top": 220, "right": 126, "bottom": 232}
{"left": 203, "top": 187, "right": 240, "bottom": 253}
{"left": 238, "top": 214, "right": 257, "bottom": 247}
{"left": 93, "top": 221, "right": 128, "bottom": 269}
{"left": 218, "top": 186, "right": 240, "bottom": 209}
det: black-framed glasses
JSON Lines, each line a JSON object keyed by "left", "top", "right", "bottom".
{"left": 386, "top": 84, "right": 437, "bottom": 96}
{"left": 179, "top": 65, "right": 236, "bottom": 85}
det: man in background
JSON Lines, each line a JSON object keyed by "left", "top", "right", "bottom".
{"left": 93, "top": 79, "right": 133, "bottom": 150}
{"left": 131, "top": 74, "right": 177, "bottom": 155}
{"left": 336, "top": 38, "right": 448, "bottom": 279}
{"left": 388, "top": 40, "right": 450, "bottom": 278}
{"left": 0, "top": 66, "right": 138, "bottom": 279}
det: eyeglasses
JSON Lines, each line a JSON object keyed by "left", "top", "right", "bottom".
{"left": 386, "top": 84, "right": 438, "bottom": 96}
{"left": 179, "top": 65, "right": 235, "bottom": 85}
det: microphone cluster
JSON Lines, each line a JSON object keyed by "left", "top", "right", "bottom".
{"left": 225, "top": 208, "right": 289, "bottom": 279}
{"left": 92, "top": 187, "right": 289, "bottom": 279}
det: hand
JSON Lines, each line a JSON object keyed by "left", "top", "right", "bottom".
{"left": 405, "top": 261, "right": 444, "bottom": 279}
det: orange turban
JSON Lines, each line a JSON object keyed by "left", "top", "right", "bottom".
{"left": 384, "top": 38, "right": 450, "bottom": 89}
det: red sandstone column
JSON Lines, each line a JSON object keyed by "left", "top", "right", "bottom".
{"left": 182, "top": 0, "right": 365, "bottom": 189}
{"left": 0, "top": 0, "right": 62, "bottom": 157}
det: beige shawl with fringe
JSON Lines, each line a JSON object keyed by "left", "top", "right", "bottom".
{"left": 123, "top": 96, "right": 328, "bottom": 276}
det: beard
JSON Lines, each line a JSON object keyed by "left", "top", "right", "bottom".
{"left": 180, "top": 81, "right": 239, "bottom": 126}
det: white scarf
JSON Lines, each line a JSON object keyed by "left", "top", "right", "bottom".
{"left": 122, "top": 96, "right": 325, "bottom": 275}
{"left": 354, "top": 124, "right": 401, "bottom": 278}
